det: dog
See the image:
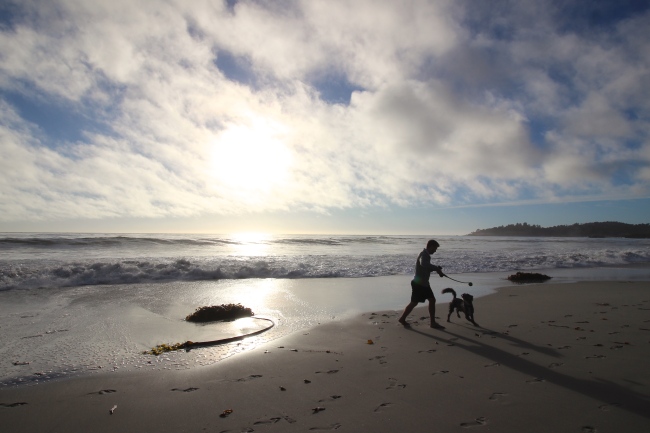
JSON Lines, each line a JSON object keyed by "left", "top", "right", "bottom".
{"left": 442, "top": 288, "right": 477, "bottom": 325}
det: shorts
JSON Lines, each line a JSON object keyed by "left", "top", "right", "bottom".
{"left": 411, "top": 281, "right": 435, "bottom": 303}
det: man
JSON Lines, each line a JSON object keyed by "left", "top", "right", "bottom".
{"left": 398, "top": 239, "right": 445, "bottom": 329}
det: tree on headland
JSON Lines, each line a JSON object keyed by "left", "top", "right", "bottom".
{"left": 467, "top": 222, "right": 650, "bottom": 238}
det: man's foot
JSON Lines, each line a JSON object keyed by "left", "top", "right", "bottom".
{"left": 430, "top": 322, "right": 445, "bottom": 329}
{"left": 398, "top": 319, "right": 411, "bottom": 327}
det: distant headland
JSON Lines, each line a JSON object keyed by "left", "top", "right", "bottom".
{"left": 467, "top": 222, "right": 650, "bottom": 238}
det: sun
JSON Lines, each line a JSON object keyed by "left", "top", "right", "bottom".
{"left": 208, "top": 122, "right": 293, "bottom": 201}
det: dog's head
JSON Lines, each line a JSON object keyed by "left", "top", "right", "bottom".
{"left": 461, "top": 293, "right": 474, "bottom": 303}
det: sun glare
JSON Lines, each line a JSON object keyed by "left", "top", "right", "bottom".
{"left": 209, "top": 123, "right": 293, "bottom": 201}
{"left": 229, "top": 232, "right": 272, "bottom": 256}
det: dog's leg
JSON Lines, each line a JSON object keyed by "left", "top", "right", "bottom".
{"left": 447, "top": 305, "right": 453, "bottom": 322}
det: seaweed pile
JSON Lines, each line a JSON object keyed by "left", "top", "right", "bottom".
{"left": 185, "top": 303, "right": 254, "bottom": 323}
{"left": 507, "top": 272, "right": 552, "bottom": 283}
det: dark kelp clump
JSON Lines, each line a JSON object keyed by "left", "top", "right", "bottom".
{"left": 185, "top": 303, "right": 254, "bottom": 323}
{"left": 507, "top": 272, "right": 552, "bottom": 283}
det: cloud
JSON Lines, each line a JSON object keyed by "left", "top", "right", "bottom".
{"left": 0, "top": 0, "right": 649, "bottom": 224}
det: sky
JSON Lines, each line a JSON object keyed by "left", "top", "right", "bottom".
{"left": 1, "top": 0, "right": 649, "bottom": 235}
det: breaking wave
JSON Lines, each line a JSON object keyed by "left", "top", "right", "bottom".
{"left": 2, "top": 244, "right": 649, "bottom": 291}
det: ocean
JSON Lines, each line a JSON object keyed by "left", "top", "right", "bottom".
{"left": 2, "top": 233, "right": 650, "bottom": 387}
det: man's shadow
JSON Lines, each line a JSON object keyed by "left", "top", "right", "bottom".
{"left": 406, "top": 324, "right": 650, "bottom": 420}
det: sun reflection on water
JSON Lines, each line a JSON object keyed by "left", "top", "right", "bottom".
{"left": 228, "top": 232, "right": 272, "bottom": 256}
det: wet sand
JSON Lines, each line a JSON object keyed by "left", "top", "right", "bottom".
{"left": 1, "top": 281, "right": 649, "bottom": 432}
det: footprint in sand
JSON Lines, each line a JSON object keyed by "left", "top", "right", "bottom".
{"left": 581, "top": 426, "right": 597, "bottom": 432}
{"left": 418, "top": 349, "right": 437, "bottom": 354}
{"left": 526, "top": 377, "right": 546, "bottom": 384}
{"left": 0, "top": 402, "right": 28, "bottom": 407}
{"left": 585, "top": 355, "right": 606, "bottom": 359}
{"left": 386, "top": 378, "right": 406, "bottom": 390}
{"left": 316, "top": 369, "right": 339, "bottom": 374}
{"left": 484, "top": 362, "right": 500, "bottom": 368}
{"left": 488, "top": 392, "right": 507, "bottom": 401}
{"left": 235, "top": 374, "right": 263, "bottom": 382}
{"left": 309, "top": 423, "right": 342, "bottom": 431}
{"left": 598, "top": 403, "right": 620, "bottom": 411}
{"left": 278, "top": 415, "right": 297, "bottom": 423}
{"left": 548, "top": 362, "right": 564, "bottom": 369}
{"left": 89, "top": 389, "right": 117, "bottom": 395}
{"left": 318, "top": 395, "right": 342, "bottom": 403}
{"left": 369, "top": 355, "right": 387, "bottom": 364}
{"left": 432, "top": 370, "right": 450, "bottom": 376}
{"left": 557, "top": 345, "right": 572, "bottom": 350}
{"left": 171, "top": 387, "right": 199, "bottom": 392}
{"left": 253, "top": 417, "right": 282, "bottom": 425}
{"left": 374, "top": 402, "right": 392, "bottom": 412}
{"left": 460, "top": 417, "right": 487, "bottom": 428}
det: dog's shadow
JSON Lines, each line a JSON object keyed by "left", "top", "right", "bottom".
{"left": 448, "top": 323, "right": 558, "bottom": 357}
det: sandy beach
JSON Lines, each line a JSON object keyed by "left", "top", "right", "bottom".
{"left": 1, "top": 280, "right": 649, "bottom": 432}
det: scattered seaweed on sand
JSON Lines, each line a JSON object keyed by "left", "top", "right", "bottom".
{"left": 185, "top": 303, "right": 254, "bottom": 323}
{"left": 507, "top": 272, "right": 552, "bottom": 283}
{"left": 144, "top": 342, "right": 190, "bottom": 355}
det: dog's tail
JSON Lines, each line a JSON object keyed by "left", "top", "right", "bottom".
{"left": 442, "top": 287, "right": 457, "bottom": 298}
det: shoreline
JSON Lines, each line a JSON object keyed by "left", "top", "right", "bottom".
{"left": 2, "top": 280, "right": 650, "bottom": 432}
{"left": 2, "top": 265, "right": 650, "bottom": 387}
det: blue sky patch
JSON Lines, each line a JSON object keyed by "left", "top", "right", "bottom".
{"left": 310, "top": 72, "right": 364, "bottom": 105}
{"left": 2, "top": 90, "right": 109, "bottom": 146}
{"left": 526, "top": 117, "right": 554, "bottom": 148}
{"left": 553, "top": 0, "right": 650, "bottom": 34}
{"left": 214, "top": 50, "right": 257, "bottom": 87}
{"left": 0, "top": 2, "right": 21, "bottom": 30}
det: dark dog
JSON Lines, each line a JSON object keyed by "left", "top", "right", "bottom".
{"left": 442, "top": 288, "right": 477, "bottom": 325}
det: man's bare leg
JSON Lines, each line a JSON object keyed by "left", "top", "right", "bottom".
{"left": 428, "top": 298, "right": 445, "bottom": 329}
{"left": 398, "top": 302, "right": 417, "bottom": 326}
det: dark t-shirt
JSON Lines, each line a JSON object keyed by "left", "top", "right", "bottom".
{"left": 412, "top": 248, "right": 438, "bottom": 287}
